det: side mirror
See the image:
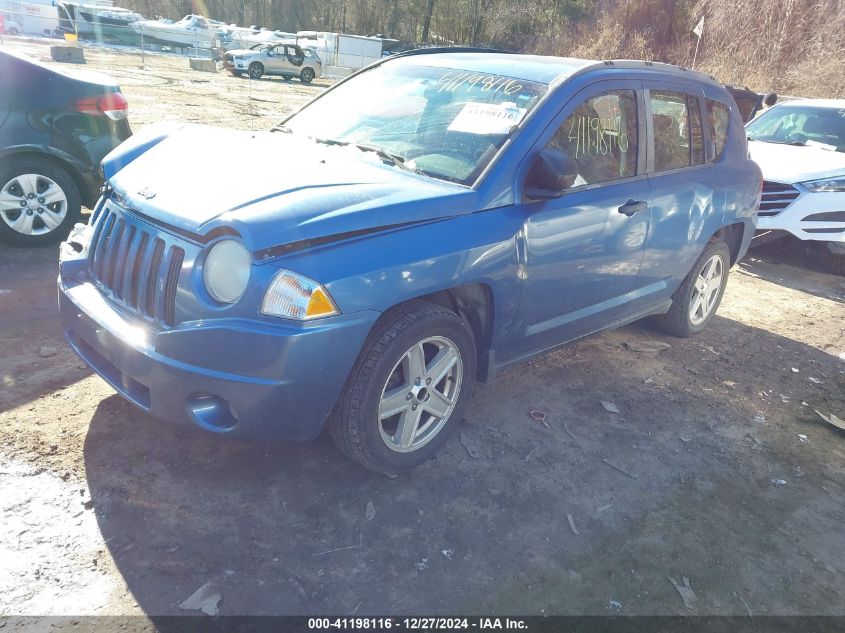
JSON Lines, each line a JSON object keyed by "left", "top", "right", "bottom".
{"left": 525, "top": 149, "right": 578, "bottom": 200}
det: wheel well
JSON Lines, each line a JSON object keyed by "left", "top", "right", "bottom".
{"left": 409, "top": 284, "right": 494, "bottom": 381}
{"left": 714, "top": 222, "right": 745, "bottom": 266}
{"left": 0, "top": 150, "right": 93, "bottom": 207}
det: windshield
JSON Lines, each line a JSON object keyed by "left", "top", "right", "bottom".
{"left": 283, "top": 63, "right": 548, "bottom": 185}
{"left": 746, "top": 105, "right": 845, "bottom": 152}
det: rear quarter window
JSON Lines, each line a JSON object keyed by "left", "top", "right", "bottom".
{"left": 706, "top": 99, "right": 731, "bottom": 161}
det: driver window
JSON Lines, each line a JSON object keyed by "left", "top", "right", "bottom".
{"left": 546, "top": 89, "right": 638, "bottom": 188}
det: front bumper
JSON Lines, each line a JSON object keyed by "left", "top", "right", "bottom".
{"left": 58, "top": 226, "right": 379, "bottom": 441}
{"left": 757, "top": 187, "right": 845, "bottom": 243}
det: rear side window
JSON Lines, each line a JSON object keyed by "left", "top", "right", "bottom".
{"left": 547, "top": 89, "right": 638, "bottom": 187}
{"left": 650, "top": 90, "right": 691, "bottom": 172}
{"left": 706, "top": 99, "right": 731, "bottom": 161}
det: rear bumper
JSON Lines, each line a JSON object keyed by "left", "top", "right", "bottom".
{"left": 757, "top": 189, "right": 845, "bottom": 243}
{"left": 58, "top": 236, "right": 379, "bottom": 441}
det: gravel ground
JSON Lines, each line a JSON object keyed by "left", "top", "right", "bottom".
{"left": 0, "top": 37, "right": 844, "bottom": 619}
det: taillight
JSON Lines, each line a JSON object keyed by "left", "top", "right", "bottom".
{"left": 74, "top": 92, "right": 129, "bottom": 121}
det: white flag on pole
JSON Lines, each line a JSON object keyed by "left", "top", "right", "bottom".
{"left": 693, "top": 16, "right": 704, "bottom": 39}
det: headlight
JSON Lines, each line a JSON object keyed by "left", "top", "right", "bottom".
{"left": 203, "top": 240, "right": 251, "bottom": 304}
{"left": 800, "top": 176, "right": 845, "bottom": 192}
{"left": 261, "top": 269, "right": 339, "bottom": 320}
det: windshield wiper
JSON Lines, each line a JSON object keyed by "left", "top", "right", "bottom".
{"left": 271, "top": 124, "right": 292, "bottom": 133}
{"left": 354, "top": 143, "right": 415, "bottom": 172}
{"left": 314, "top": 137, "right": 350, "bottom": 146}
{"left": 750, "top": 137, "right": 807, "bottom": 147}
{"left": 309, "top": 138, "right": 417, "bottom": 173}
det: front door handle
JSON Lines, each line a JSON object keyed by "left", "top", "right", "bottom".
{"left": 618, "top": 199, "right": 648, "bottom": 217}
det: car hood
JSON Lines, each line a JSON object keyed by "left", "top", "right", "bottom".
{"left": 225, "top": 48, "right": 258, "bottom": 56}
{"left": 749, "top": 140, "right": 845, "bottom": 184}
{"left": 108, "top": 124, "right": 476, "bottom": 252}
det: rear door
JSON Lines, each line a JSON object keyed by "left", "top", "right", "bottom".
{"left": 639, "top": 81, "right": 724, "bottom": 289}
{"left": 286, "top": 45, "right": 305, "bottom": 71}
{"left": 513, "top": 80, "right": 655, "bottom": 356}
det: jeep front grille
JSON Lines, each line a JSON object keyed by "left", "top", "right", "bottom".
{"left": 759, "top": 181, "right": 801, "bottom": 217}
{"left": 88, "top": 205, "right": 184, "bottom": 326}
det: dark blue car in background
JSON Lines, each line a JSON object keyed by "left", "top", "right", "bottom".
{"left": 0, "top": 47, "right": 131, "bottom": 246}
{"left": 58, "top": 50, "right": 761, "bottom": 474}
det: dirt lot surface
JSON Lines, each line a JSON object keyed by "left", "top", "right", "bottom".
{"left": 1, "top": 38, "right": 845, "bottom": 619}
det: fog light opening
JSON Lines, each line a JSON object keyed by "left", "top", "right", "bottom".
{"left": 187, "top": 394, "right": 239, "bottom": 432}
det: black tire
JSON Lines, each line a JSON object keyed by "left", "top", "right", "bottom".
{"left": 655, "top": 240, "right": 731, "bottom": 337}
{"left": 0, "top": 157, "right": 81, "bottom": 247}
{"left": 329, "top": 300, "right": 476, "bottom": 475}
{"left": 248, "top": 62, "right": 264, "bottom": 80}
{"left": 825, "top": 248, "right": 845, "bottom": 276}
{"left": 300, "top": 68, "right": 315, "bottom": 84}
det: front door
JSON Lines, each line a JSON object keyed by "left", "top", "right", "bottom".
{"left": 264, "top": 45, "right": 288, "bottom": 74}
{"left": 513, "top": 81, "right": 656, "bottom": 357}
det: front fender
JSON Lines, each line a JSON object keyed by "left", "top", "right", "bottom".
{"left": 269, "top": 205, "right": 527, "bottom": 353}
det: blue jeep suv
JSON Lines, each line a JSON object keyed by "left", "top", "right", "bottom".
{"left": 59, "top": 50, "right": 761, "bottom": 473}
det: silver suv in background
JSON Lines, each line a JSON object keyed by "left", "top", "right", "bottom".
{"left": 223, "top": 42, "right": 322, "bottom": 84}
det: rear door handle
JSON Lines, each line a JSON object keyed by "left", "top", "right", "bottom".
{"left": 618, "top": 199, "right": 648, "bottom": 216}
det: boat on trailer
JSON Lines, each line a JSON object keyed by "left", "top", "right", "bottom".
{"left": 131, "top": 14, "right": 218, "bottom": 49}
{"left": 56, "top": 2, "right": 144, "bottom": 45}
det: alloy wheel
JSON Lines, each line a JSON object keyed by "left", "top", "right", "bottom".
{"left": 689, "top": 254, "right": 724, "bottom": 326}
{"left": 378, "top": 336, "right": 463, "bottom": 453}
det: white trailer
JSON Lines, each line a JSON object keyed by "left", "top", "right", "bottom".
{"left": 296, "top": 31, "right": 383, "bottom": 69}
{"left": 0, "top": 0, "right": 62, "bottom": 36}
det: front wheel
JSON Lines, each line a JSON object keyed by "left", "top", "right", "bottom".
{"left": 655, "top": 240, "right": 731, "bottom": 337}
{"left": 299, "top": 67, "right": 315, "bottom": 84}
{"left": 248, "top": 62, "right": 264, "bottom": 80}
{"left": 0, "top": 157, "right": 81, "bottom": 247}
{"left": 329, "top": 301, "right": 476, "bottom": 475}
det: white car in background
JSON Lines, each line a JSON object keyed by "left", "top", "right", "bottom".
{"left": 746, "top": 99, "right": 845, "bottom": 274}
{"left": 222, "top": 42, "right": 321, "bottom": 84}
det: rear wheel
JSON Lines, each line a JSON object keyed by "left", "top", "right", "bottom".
{"left": 329, "top": 301, "right": 476, "bottom": 475}
{"left": 248, "top": 62, "right": 264, "bottom": 80}
{"left": 300, "top": 67, "right": 315, "bottom": 84}
{"left": 0, "top": 157, "right": 81, "bottom": 247}
{"left": 655, "top": 240, "right": 731, "bottom": 337}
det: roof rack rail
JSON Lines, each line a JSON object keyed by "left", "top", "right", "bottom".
{"left": 387, "top": 46, "right": 516, "bottom": 59}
